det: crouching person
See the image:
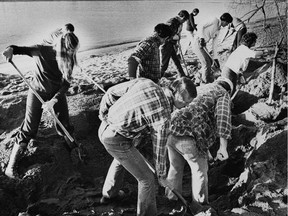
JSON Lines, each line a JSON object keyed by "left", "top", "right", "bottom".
{"left": 165, "top": 77, "right": 233, "bottom": 214}
{"left": 98, "top": 77, "right": 197, "bottom": 216}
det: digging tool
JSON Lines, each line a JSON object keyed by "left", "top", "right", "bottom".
{"left": 202, "top": 46, "right": 220, "bottom": 70}
{"left": 9, "top": 60, "right": 87, "bottom": 164}
{"left": 143, "top": 157, "right": 203, "bottom": 216}
{"left": 79, "top": 67, "right": 106, "bottom": 93}
{"left": 177, "top": 42, "right": 189, "bottom": 77}
{"left": 231, "top": 62, "right": 271, "bottom": 100}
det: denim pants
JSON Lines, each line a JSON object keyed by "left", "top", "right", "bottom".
{"left": 165, "top": 134, "right": 208, "bottom": 204}
{"left": 98, "top": 122, "right": 157, "bottom": 216}
{"left": 231, "top": 27, "right": 247, "bottom": 52}
{"left": 191, "top": 38, "right": 213, "bottom": 83}
{"left": 160, "top": 41, "right": 185, "bottom": 77}
{"left": 16, "top": 88, "right": 72, "bottom": 145}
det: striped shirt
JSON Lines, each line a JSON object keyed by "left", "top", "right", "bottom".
{"left": 99, "top": 78, "right": 173, "bottom": 176}
{"left": 170, "top": 83, "right": 232, "bottom": 155}
{"left": 129, "top": 34, "right": 162, "bottom": 81}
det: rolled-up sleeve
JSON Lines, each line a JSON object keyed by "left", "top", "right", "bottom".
{"left": 151, "top": 118, "right": 170, "bottom": 177}
{"left": 215, "top": 94, "right": 232, "bottom": 140}
{"left": 99, "top": 81, "right": 131, "bottom": 121}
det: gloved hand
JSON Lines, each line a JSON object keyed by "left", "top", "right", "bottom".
{"left": 42, "top": 98, "right": 58, "bottom": 112}
{"left": 199, "top": 38, "right": 206, "bottom": 47}
{"left": 158, "top": 176, "right": 170, "bottom": 188}
{"left": 2, "top": 47, "right": 13, "bottom": 62}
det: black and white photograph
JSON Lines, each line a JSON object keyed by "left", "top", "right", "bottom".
{"left": 0, "top": 0, "right": 287, "bottom": 215}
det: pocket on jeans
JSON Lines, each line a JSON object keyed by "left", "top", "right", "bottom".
{"left": 105, "top": 140, "right": 132, "bottom": 152}
{"left": 179, "top": 140, "right": 196, "bottom": 155}
{"left": 105, "top": 141, "right": 133, "bottom": 161}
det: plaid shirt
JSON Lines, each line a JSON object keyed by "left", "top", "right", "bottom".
{"left": 130, "top": 34, "right": 162, "bottom": 81}
{"left": 99, "top": 78, "right": 173, "bottom": 176}
{"left": 170, "top": 83, "right": 232, "bottom": 155}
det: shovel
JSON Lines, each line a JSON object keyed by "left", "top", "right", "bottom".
{"left": 9, "top": 60, "right": 87, "bottom": 164}
{"left": 144, "top": 158, "right": 203, "bottom": 216}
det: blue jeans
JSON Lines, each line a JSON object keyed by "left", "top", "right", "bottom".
{"left": 160, "top": 41, "right": 185, "bottom": 77}
{"left": 15, "top": 89, "right": 72, "bottom": 145}
{"left": 191, "top": 38, "right": 213, "bottom": 83}
{"left": 98, "top": 122, "right": 157, "bottom": 216}
{"left": 165, "top": 134, "right": 209, "bottom": 204}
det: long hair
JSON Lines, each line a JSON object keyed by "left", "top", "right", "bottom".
{"left": 55, "top": 32, "right": 79, "bottom": 82}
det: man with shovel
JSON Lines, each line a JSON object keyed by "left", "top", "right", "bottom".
{"left": 2, "top": 26, "right": 80, "bottom": 179}
{"left": 221, "top": 32, "right": 266, "bottom": 97}
{"left": 98, "top": 77, "right": 197, "bottom": 216}
{"left": 192, "top": 13, "right": 233, "bottom": 84}
{"left": 160, "top": 10, "right": 189, "bottom": 78}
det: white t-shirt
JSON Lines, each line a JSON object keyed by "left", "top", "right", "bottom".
{"left": 225, "top": 45, "right": 256, "bottom": 74}
{"left": 196, "top": 17, "right": 221, "bottom": 42}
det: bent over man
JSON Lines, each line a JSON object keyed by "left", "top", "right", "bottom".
{"left": 165, "top": 78, "right": 233, "bottom": 214}
{"left": 128, "top": 23, "right": 172, "bottom": 83}
{"left": 98, "top": 77, "right": 197, "bottom": 216}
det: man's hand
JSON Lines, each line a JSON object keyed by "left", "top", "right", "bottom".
{"left": 239, "top": 74, "right": 246, "bottom": 84}
{"left": 213, "top": 59, "right": 220, "bottom": 69}
{"left": 199, "top": 38, "right": 206, "bottom": 47}
{"left": 158, "top": 177, "right": 169, "bottom": 188}
{"left": 216, "top": 146, "right": 229, "bottom": 161}
{"left": 42, "top": 98, "right": 58, "bottom": 112}
{"left": 216, "top": 137, "right": 229, "bottom": 161}
{"left": 2, "top": 47, "right": 13, "bottom": 62}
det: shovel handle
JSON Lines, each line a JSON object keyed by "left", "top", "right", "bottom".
{"left": 9, "top": 60, "right": 75, "bottom": 143}
{"left": 143, "top": 157, "right": 190, "bottom": 207}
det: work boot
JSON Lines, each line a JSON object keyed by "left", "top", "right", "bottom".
{"left": 5, "top": 142, "right": 26, "bottom": 179}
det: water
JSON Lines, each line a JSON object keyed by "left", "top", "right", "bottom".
{"left": 0, "top": 0, "right": 237, "bottom": 66}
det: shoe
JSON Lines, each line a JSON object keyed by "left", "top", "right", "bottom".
{"left": 167, "top": 199, "right": 186, "bottom": 215}
{"left": 100, "top": 190, "right": 127, "bottom": 205}
{"left": 5, "top": 142, "right": 27, "bottom": 179}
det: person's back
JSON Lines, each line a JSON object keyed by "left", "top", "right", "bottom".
{"left": 222, "top": 32, "right": 260, "bottom": 91}
{"left": 100, "top": 78, "right": 172, "bottom": 138}
{"left": 186, "top": 8, "right": 199, "bottom": 33}
{"left": 166, "top": 17, "right": 181, "bottom": 38}
{"left": 171, "top": 82, "right": 231, "bottom": 153}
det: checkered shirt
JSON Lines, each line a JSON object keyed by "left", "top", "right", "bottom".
{"left": 130, "top": 35, "right": 162, "bottom": 81}
{"left": 99, "top": 78, "right": 173, "bottom": 176}
{"left": 170, "top": 83, "right": 232, "bottom": 155}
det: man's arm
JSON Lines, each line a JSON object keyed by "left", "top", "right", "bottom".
{"left": 150, "top": 119, "right": 170, "bottom": 178}
{"left": 215, "top": 94, "right": 232, "bottom": 160}
{"left": 99, "top": 81, "right": 133, "bottom": 121}
{"left": 42, "top": 28, "right": 63, "bottom": 45}
{"left": 189, "top": 15, "right": 197, "bottom": 30}
{"left": 127, "top": 56, "right": 139, "bottom": 79}
{"left": 198, "top": 17, "right": 216, "bottom": 40}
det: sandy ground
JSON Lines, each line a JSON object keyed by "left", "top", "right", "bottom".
{"left": 0, "top": 15, "right": 287, "bottom": 216}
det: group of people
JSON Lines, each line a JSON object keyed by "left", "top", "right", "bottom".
{"left": 3, "top": 7, "right": 266, "bottom": 216}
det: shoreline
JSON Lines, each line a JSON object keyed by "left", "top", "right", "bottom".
{"left": 0, "top": 41, "right": 139, "bottom": 75}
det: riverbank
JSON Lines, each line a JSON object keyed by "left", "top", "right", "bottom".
{"left": 0, "top": 41, "right": 139, "bottom": 75}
